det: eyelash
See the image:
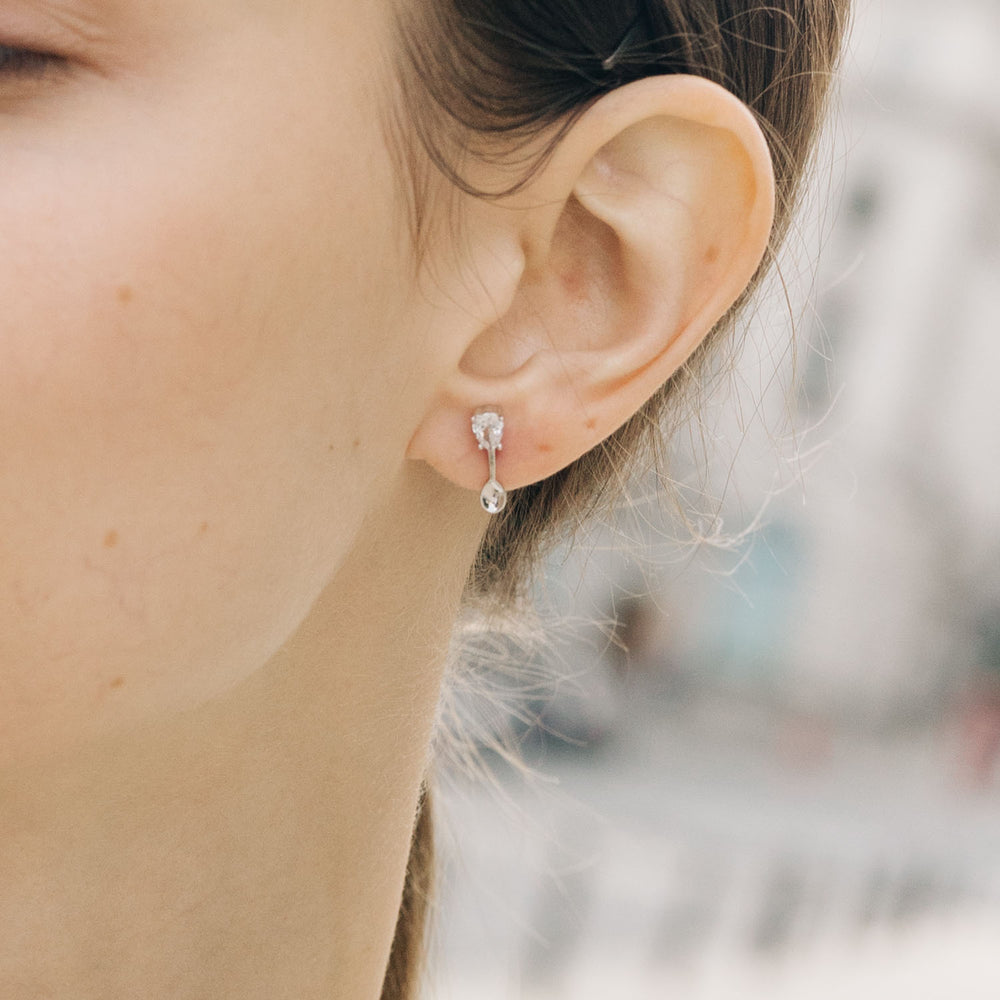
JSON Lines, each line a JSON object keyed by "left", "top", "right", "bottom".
{"left": 0, "top": 44, "right": 66, "bottom": 79}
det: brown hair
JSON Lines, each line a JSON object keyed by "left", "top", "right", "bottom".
{"left": 380, "top": 786, "right": 434, "bottom": 998}
{"left": 379, "top": 2, "right": 850, "bottom": 997}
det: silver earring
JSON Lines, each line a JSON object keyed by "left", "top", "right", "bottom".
{"left": 471, "top": 409, "right": 507, "bottom": 514}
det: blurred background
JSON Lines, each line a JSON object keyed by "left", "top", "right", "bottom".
{"left": 432, "top": 0, "right": 1000, "bottom": 996}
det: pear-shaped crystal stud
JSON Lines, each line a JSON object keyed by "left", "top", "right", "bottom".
{"left": 472, "top": 409, "right": 507, "bottom": 515}
{"left": 471, "top": 411, "right": 504, "bottom": 452}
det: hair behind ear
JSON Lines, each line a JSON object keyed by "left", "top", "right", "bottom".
{"left": 380, "top": 784, "right": 434, "bottom": 1000}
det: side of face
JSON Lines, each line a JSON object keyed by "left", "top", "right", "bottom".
{"left": 0, "top": 0, "right": 427, "bottom": 758}
{"left": 0, "top": 0, "right": 778, "bottom": 765}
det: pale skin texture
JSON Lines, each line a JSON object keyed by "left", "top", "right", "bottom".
{"left": 0, "top": 1, "right": 775, "bottom": 997}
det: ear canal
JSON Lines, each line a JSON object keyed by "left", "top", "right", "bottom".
{"left": 458, "top": 193, "right": 628, "bottom": 379}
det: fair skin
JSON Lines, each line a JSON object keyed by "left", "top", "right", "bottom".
{"left": 0, "top": 0, "right": 774, "bottom": 997}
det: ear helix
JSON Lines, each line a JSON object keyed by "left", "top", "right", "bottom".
{"left": 471, "top": 409, "right": 507, "bottom": 514}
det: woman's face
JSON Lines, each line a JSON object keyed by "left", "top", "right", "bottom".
{"left": 0, "top": 0, "right": 429, "bottom": 758}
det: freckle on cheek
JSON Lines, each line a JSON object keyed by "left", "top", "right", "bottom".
{"left": 110, "top": 677, "right": 126, "bottom": 690}
{"left": 116, "top": 285, "right": 134, "bottom": 305}
{"left": 104, "top": 530, "right": 119, "bottom": 549}
{"left": 704, "top": 245, "right": 720, "bottom": 265}
{"left": 199, "top": 522, "right": 209, "bottom": 535}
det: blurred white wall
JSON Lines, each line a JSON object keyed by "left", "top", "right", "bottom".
{"left": 783, "top": 0, "right": 1000, "bottom": 718}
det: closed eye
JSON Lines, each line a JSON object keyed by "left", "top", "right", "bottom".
{"left": 0, "top": 43, "right": 68, "bottom": 79}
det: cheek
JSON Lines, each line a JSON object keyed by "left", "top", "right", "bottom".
{"left": 0, "top": 90, "right": 408, "bottom": 759}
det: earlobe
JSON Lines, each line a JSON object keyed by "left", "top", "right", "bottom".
{"left": 407, "top": 75, "right": 775, "bottom": 499}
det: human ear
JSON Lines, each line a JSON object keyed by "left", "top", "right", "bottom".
{"left": 406, "top": 74, "right": 775, "bottom": 496}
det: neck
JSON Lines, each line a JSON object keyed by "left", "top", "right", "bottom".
{"left": 0, "top": 468, "right": 484, "bottom": 1000}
